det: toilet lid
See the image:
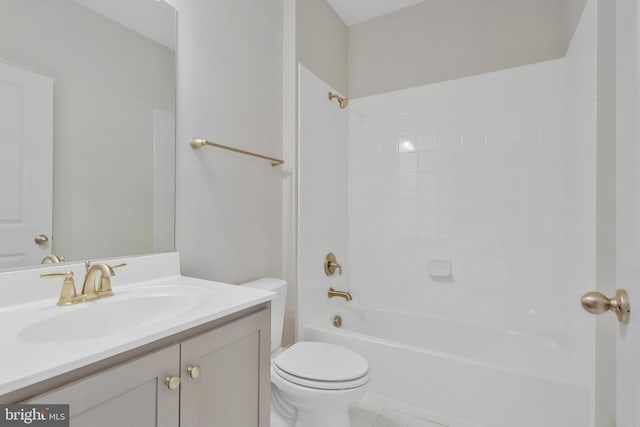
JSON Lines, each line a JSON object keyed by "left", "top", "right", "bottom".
{"left": 273, "top": 342, "right": 369, "bottom": 382}
{"left": 272, "top": 364, "right": 369, "bottom": 390}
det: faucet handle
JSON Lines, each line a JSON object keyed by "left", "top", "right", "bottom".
{"left": 41, "top": 271, "right": 79, "bottom": 306}
{"left": 85, "top": 260, "right": 126, "bottom": 272}
{"left": 331, "top": 261, "right": 343, "bottom": 275}
{"left": 97, "top": 262, "right": 127, "bottom": 296}
{"left": 324, "top": 253, "right": 343, "bottom": 276}
{"left": 109, "top": 262, "right": 127, "bottom": 270}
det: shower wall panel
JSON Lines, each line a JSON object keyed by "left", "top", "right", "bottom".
{"left": 297, "top": 65, "right": 350, "bottom": 334}
{"left": 347, "top": 59, "right": 585, "bottom": 338}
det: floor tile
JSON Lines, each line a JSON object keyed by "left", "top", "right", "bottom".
{"left": 408, "top": 416, "right": 446, "bottom": 427}
{"left": 350, "top": 414, "right": 378, "bottom": 427}
{"left": 350, "top": 394, "right": 447, "bottom": 427}
{"left": 374, "top": 408, "right": 411, "bottom": 427}
{"left": 351, "top": 399, "right": 384, "bottom": 421}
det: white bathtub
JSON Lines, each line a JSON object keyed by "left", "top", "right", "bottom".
{"left": 304, "top": 306, "right": 591, "bottom": 427}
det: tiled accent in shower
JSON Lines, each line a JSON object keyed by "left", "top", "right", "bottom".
{"left": 350, "top": 394, "right": 446, "bottom": 427}
{"left": 347, "top": 58, "right": 591, "bottom": 339}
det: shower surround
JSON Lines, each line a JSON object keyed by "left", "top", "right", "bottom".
{"left": 348, "top": 58, "right": 583, "bottom": 342}
{"left": 297, "top": 2, "right": 595, "bottom": 424}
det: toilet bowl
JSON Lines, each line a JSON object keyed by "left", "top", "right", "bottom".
{"left": 271, "top": 341, "right": 369, "bottom": 427}
{"left": 241, "top": 278, "right": 370, "bottom": 427}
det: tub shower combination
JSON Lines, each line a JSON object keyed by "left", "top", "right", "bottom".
{"left": 298, "top": 8, "right": 597, "bottom": 422}
{"left": 305, "top": 306, "right": 590, "bottom": 427}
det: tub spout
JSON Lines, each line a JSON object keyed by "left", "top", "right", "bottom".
{"left": 328, "top": 287, "right": 352, "bottom": 301}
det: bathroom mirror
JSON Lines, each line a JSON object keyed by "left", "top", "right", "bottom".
{"left": 0, "top": 0, "right": 176, "bottom": 269}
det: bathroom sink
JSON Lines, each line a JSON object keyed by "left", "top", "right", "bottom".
{"left": 0, "top": 253, "right": 275, "bottom": 398}
{"left": 17, "top": 285, "right": 207, "bottom": 343}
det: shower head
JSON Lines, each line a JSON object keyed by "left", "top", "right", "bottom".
{"left": 328, "top": 92, "right": 349, "bottom": 109}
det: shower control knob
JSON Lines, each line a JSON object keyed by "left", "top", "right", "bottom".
{"left": 164, "top": 376, "right": 181, "bottom": 390}
{"left": 324, "top": 253, "right": 343, "bottom": 276}
{"left": 187, "top": 365, "right": 201, "bottom": 379}
{"left": 581, "top": 289, "right": 630, "bottom": 323}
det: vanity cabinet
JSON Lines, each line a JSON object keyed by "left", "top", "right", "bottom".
{"left": 29, "top": 346, "right": 180, "bottom": 427}
{"left": 180, "top": 309, "right": 271, "bottom": 427}
{"left": 26, "top": 308, "right": 270, "bottom": 427}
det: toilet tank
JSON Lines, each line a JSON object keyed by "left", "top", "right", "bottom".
{"left": 240, "top": 278, "right": 287, "bottom": 352}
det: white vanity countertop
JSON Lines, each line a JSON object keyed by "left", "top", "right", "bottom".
{"left": 0, "top": 253, "right": 274, "bottom": 397}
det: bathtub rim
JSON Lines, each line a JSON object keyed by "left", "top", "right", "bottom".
{"left": 305, "top": 304, "right": 589, "bottom": 388}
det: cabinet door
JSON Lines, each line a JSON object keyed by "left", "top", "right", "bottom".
{"left": 28, "top": 345, "right": 180, "bottom": 427}
{"left": 180, "top": 309, "right": 271, "bottom": 427}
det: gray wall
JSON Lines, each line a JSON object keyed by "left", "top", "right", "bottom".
{"left": 348, "top": 0, "right": 586, "bottom": 98}
{"left": 173, "top": 0, "right": 284, "bottom": 284}
{"left": 297, "top": 0, "right": 348, "bottom": 95}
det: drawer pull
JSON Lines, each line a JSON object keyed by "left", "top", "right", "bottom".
{"left": 165, "top": 376, "right": 181, "bottom": 390}
{"left": 187, "top": 365, "right": 201, "bottom": 379}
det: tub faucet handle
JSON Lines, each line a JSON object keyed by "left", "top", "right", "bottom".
{"left": 324, "top": 252, "right": 343, "bottom": 276}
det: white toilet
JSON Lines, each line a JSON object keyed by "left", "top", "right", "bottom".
{"left": 241, "top": 278, "right": 370, "bottom": 427}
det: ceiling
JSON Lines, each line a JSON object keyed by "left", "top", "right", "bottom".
{"left": 74, "top": 0, "right": 428, "bottom": 48}
{"left": 325, "top": 0, "right": 429, "bottom": 26}
{"left": 74, "top": 0, "right": 176, "bottom": 50}
{"left": 74, "top": 0, "right": 427, "bottom": 46}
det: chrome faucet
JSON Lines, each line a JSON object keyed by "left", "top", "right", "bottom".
{"left": 328, "top": 287, "right": 352, "bottom": 301}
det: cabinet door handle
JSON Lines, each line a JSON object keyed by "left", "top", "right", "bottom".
{"left": 164, "top": 376, "right": 181, "bottom": 390}
{"left": 187, "top": 365, "right": 201, "bottom": 379}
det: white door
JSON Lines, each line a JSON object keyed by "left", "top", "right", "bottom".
{"left": 0, "top": 62, "right": 53, "bottom": 268}
{"left": 616, "top": 1, "right": 640, "bottom": 425}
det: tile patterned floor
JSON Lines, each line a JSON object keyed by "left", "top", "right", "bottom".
{"left": 349, "top": 394, "right": 447, "bottom": 427}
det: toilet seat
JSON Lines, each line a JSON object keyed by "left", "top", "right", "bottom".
{"left": 272, "top": 342, "right": 370, "bottom": 390}
{"left": 273, "top": 364, "right": 369, "bottom": 390}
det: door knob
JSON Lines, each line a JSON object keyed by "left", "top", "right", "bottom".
{"left": 34, "top": 235, "right": 49, "bottom": 245}
{"left": 164, "top": 376, "right": 181, "bottom": 390}
{"left": 581, "top": 289, "right": 630, "bottom": 323}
